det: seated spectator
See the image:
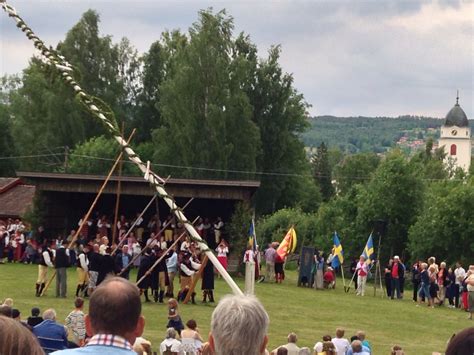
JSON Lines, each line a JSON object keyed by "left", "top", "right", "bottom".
{"left": 28, "top": 307, "right": 44, "bottom": 327}
{"left": 0, "top": 315, "right": 44, "bottom": 355}
{"left": 314, "top": 335, "right": 332, "bottom": 354}
{"left": 0, "top": 305, "right": 13, "bottom": 317}
{"left": 349, "top": 340, "right": 370, "bottom": 355}
{"left": 2, "top": 297, "right": 13, "bottom": 307}
{"left": 445, "top": 327, "right": 474, "bottom": 355}
{"left": 323, "top": 267, "right": 336, "bottom": 289}
{"left": 33, "top": 308, "right": 68, "bottom": 353}
{"left": 271, "top": 332, "right": 301, "bottom": 355}
{"left": 11, "top": 308, "right": 21, "bottom": 321}
{"left": 332, "top": 328, "right": 350, "bottom": 355}
{"left": 133, "top": 336, "right": 152, "bottom": 355}
{"left": 321, "top": 341, "right": 336, "bottom": 355}
{"left": 298, "top": 348, "right": 311, "bottom": 355}
{"left": 276, "top": 348, "right": 288, "bottom": 355}
{"left": 65, "top": 298, "right": 86, "bottom": 346}
{"left": 356, "top": 331, "right": 371, "bottom": 352}
{"left": 181, "top": 319, "right": 203, "bottom": 354}
{"left": 51, "top": 276, "right": 145, "bottom": 354}
{"left": 209, "top": 295, "right": 269, "bottom": 355}
{"left": 346, "top": 337, "right": 370, "bottom": 355}
{"left": 390, "top": 345, "right": 405, "bottom": 355}
{"left": 159, "top": 328, "right": 182, "bottom": 355}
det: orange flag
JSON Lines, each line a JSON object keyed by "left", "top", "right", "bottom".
{"left": 276, "top": 227, "right": 297, "bottom": 259}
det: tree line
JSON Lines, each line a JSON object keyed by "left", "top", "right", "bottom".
{"left": 0, "top": 8, "right": 472, "bottom": 264}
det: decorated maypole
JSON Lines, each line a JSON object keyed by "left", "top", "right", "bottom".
{"left": 0, "top": 0, "right": 243, "bottom": 296}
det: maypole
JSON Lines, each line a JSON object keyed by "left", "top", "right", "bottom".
{"left": 1, "top": 0, "right": 243, "bottom": 296}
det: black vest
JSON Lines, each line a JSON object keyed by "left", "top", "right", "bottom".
{"left": 40, "top": 249, "right": 53, "bottom": 266}
{"left": 55, "top": 248, "right": 70, "bottom": 268}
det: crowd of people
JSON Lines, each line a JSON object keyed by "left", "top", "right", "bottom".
{"left": 1, "top": 278, "right": 473, "bottom": 355}
{"left": 0, "top": 213, "right": 229, "bottom": 304}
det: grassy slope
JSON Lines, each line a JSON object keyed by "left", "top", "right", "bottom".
{"left": 0, "top": 263, "right": 470, "bottom": 354}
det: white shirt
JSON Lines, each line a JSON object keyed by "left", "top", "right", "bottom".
{"left": 78, "top": 253, "right": 89, "bottom": 272}
{"left": 455, "top": 267, "right": 466, "bottom": 285}
{"left": 216, "top": 246, "right": 228, "bottom": 257}
{"left": 42, "top": 250, "right": 54, "bottom": 267}
{"left": 243, "top": 250, "right": 255, "bottom": 264}
{"left": 160, "top": 338, "right": 182, "bottom": 355}
{"left": 332, "top": 337, "right": 350, "bottom": 355}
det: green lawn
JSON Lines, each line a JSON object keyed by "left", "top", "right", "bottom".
{"left": 0, "top": 263, "right": 470, "bottom": 354}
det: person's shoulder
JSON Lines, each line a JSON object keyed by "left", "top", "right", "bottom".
{"left": 53, "top": 346, "right": 136, "bottom": 354}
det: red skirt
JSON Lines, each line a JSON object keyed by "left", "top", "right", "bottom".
{"left": 217, "top": 256, "right": 228, "bottom": 270}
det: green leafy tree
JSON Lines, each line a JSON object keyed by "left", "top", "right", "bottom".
{"left": 355, "top": 151, "right": 423, "bottom": 260}
{"left": 312, "top": 142, "right": 334, "bottom": 201}
{"left": 153, "top": 10, "right": 260, "bottom": 179}
{"left": 408, "top": 178, "right": 474, "bottom": 264}
{"left": 0, "top": 76, "right": 19, "bottom": 176}
{"left": 333, "top": 153, "right": 380, "bottom": 195}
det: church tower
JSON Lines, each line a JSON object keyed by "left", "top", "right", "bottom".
{"left": 439, "top": 93, "right": 471, "bottom": 172}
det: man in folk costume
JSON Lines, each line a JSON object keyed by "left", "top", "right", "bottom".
{"left": 151, "top": 246, "right": 169, "bottom": 303}
{"left": 75, "top": 244, "right": 89, "bottom": 297}
{"left": 35, "top": 242, "right": 54, "bottom": 297}
{"left": 243, "top": 244, "right": 255, "bottom": 295}
{"left": 178, "top": 250, "right": 201, "bottom": 303}
{"left": 137, "top": 249, "right": 154, "bottom": 302}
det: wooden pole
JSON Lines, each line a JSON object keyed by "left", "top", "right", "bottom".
{"left": 135, "top": 217, "right": 199, "bottom": 286}
{"left": 111, "top": 124, "right": 125, "bottom": 245}
{"left": 183, "top": 255, "right": 208, "bottom": 304}
{"left": 340, "top": 263, "right": 346, "bottom": 289}
{"left": 40, "top": 130, "right": 136, "bottom": 296}
{"left": 116, "top": 197, "right": 194, "bottom": 272}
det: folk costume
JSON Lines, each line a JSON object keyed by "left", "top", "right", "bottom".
{"left": 151, "top": 248, "right": 169, "bottom": 303}
{"left": 137, "top": 251, "right": 154, "bottom": 302}
{"left": 243, "top": 248, "right": 255, "bottom": 294}
{"left": 178, "top": 251, "right": 201, "bottom": 303}
{"left": 36, "top": 246, "right": 54, "bottom": 297}
{"left": 201, "top": 256, "right": 215, "bottom": 303}
{"left": 76, "top": 247, "right": 89, "bottom": 297}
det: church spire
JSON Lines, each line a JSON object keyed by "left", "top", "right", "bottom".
{"left": 456, "top": 90, "right": 459, "bottom": 105}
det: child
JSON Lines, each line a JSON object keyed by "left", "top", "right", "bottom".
{"left": 27, "top": 307, "right": 43, "bottom": 327}
{"left": 166, "top": 298, "right": 184, "bottom": 335}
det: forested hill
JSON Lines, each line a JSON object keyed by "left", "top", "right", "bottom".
{"left": 301, "top": 115, "right": 444, "bottom": 153}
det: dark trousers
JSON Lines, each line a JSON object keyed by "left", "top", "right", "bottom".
{"left": 391, "top": 278, "right": 401, "bottom": 299}
{"left": 413, "top": 280, "right": 420, "bottom": 301}
{"left": 453, "top": 285, "right": 460, "bottom": 307}
{"left": 385, "top": 276, "right": 392, "bottom": 297}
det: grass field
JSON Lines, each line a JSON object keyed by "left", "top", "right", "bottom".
{"left": 0, "top": 263, "right": 470, "bottom": 354}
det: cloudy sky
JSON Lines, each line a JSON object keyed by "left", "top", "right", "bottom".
{"left": 1, "top": 0, "right": 473, "bottom": 118}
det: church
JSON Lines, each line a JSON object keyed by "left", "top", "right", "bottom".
{"left": 438, "top": 94, "right": 472, "bottom": 172}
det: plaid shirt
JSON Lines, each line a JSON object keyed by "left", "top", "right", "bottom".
{"left": 87, "top": 334, "right": 133, "bottom": 351}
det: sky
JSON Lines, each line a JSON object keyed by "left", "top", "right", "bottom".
{"left": 1, "top": 0, "right": 473, "bottom": 119}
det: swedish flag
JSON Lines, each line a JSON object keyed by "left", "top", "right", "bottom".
{"left": 362, "top": 234, "right": 375, "bottom": 265}
{"left": 331, "top": 232, "right": 344, "bottom": 268}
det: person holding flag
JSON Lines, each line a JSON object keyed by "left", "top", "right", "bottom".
{"left": 274, "top": 227, "right": 297, "bottom": 284}
{"left": 355, "top": 234, "right": 375, "bottom": 296}
{"left": 330, "top": 232, "right": 345, "bottom": 288}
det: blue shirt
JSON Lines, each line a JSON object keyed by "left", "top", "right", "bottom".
{"left": 346, "top": 345, "right": 371, "bottom": 355}
{"left": 51, "top": 334, "right": 135, "bottom": 355}
{"left": 33, "top": 319, "right": 68, "bottom": 353}
{"left": 166, "top": 252, "right": 178, "bottom": 273}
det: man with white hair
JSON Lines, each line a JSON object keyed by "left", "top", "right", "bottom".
{"left": 33, "top": 308, "right": 68, "bottom": 353}
{"left": 390, "top": 256, "right": 404, "bottom": 299}
{"left": 159, "top": 327, "right": 182, "bottom": 354}
{"left": 271, "top": 332, "right": 301, "bottom": 355}
{"left": 209, "top": 295, "right": 269, "bottom": 355}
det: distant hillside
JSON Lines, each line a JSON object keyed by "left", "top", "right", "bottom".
{"left": 301, "top": 115, "right": 444, "bottom": 153}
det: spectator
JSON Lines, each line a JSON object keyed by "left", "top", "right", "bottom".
{"left": 271, "top": 332, "right": 301, "bottom": 355}
{"left": 133, "top": 337, "right": 152, "bottom": 355}
{"left": 65, "top": 298, "right": 86, "bottom": 346}
{"left": 166, "top": 298, "right": 184, "bottom": 335}
{"left": 11, "top": 308, "right": 21, "bottom": 321}
{"left": 51, "top": 277, "right": 145, "bottom": 354}
{"left": 115, "top": 245, "right": 132, "bottom": 280}
{"left": 0, "top": 305, "right": 13, "bottom": 317}
{"left": 209, "top": 295, "right": 269, "bottom": 355}
{"left": 33, "top": 309, "right": 68, "bottom": 353}
{"left": 2, "top": 297, "right": 13, "bottom": 307}
{"left": 411, "top": 261, "right": 421, "bottom": 302}
{"left": 0, "top": 315, "right": 44, "bottom": 355}
{"left": 28, "top": 307, "right": 44, "bottom": 327}
{"left": 55, "top": 242, "right": 71, "bottom": 298}
{"left": 445, "top": 327, "right": 474, "bottom": 355}
{"left": 390, "top": 345, "right": 405, "bottom": 355}
{"left": 331, "top": 328, "right": 350, "bottom": 355}
{"left": 348, "top": 340, "right": 370, "bottom": 355}
{"left": 181, "top": 319, "right": 203, "bottom": 354}
{"left": 263, "top": 243, "right": 276, "bottom": 283}
{"left": 159, "top": 328, "right": 182, "bottom": 355}
{"left": 467, "top": 265, "right": 474, "bottom": 320}
{"left": 390, "top": 256, "right": 404, "bottom": 299}
{"left": 356, "top": 331, "right": 371, "bottom": 353}
{"left": 454, "top": 262, "right": 466, "bottom": 308}
{"left": 323, "top": 267, "right": 336, "bottom": 289}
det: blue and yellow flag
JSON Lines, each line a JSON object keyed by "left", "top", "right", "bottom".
{"left": 248, "top": 219, "right": 257, "bottom": 253}
{"left": 331, "top": 232, "right": 344, "bottom": 268}
{"left": 362, "top": 234, "right": 375, "bottom": 265}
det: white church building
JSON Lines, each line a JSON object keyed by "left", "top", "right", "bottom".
{"left": 439, "top": 95, "right": 472, "bottom": 172}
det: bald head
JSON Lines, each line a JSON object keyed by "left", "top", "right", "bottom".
{"left": 88, "top": 277, "right": 142, "bottom": 337}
